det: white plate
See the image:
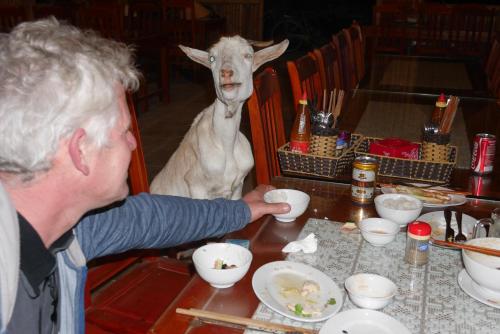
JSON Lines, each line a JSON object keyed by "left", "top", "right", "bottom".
{"left": 417, "top": 211, "right": 476, "bottom": 248}
{"left": 381, "top": 187, "right": 466, "bottom": 208}
{"left": 252, "top": 261, "right": 343, "bottom": 322}
{"left": 319, "top": 309, "right": 411, "bottom": 334}
{"left": 458, "top": 269, "right": 500, "bottom": 309}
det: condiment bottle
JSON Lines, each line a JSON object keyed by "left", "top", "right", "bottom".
{"left": 290, "top": 92, "right": 311, "bottom": 154}
{"left": 405, "top": 221, "right": 431, "bottom": 266}
{"left": 431, "top": 93, "right": 447, "bottom": 125}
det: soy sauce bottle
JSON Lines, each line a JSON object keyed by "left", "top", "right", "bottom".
{"left": 290, "top": 92, "right": 311, "bottom": 154}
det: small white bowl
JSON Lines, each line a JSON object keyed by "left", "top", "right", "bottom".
{"left": 192, "top": 243, "right": 252, "bottom": 288}
{"left": 462, "top": 237, "right": 500, "bottom": 297}
{"left": 359, "top": 218, "right": 400, "bottom": 247}
{"left": 374, "top": 194, "right": 423, "bottom": 226}
{"left": 264, "top": 189, "right": 310, "bottom": 222}
{"left": 345, "top": 273, "right": 397, "bottom": 310}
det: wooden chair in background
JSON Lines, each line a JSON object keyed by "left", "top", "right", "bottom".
{"left": 485, "top": 37, "right": 499, "bottom": 89}
{"left": 85, "top": 94, "right": 192, "bottom": 334}
{"left": 0, "top": 4, "right": 28, "bottom": 32}
{"left": 286, "top": 52, "right": 324, "bottom": 113}
{"left": 247, "top": 67, "right": 286, "bottom": 185}
{"left": 346, "top": 21, "right": 366, "bottom": 83}
{"left": 333, "top": 32, "right": 357, "bottom": 90}
{"left": 312, "top": 42, "right": 343, "bottom": 93}
{"left": 415, "top": 3, "right": 453, "bottom": 56}
{"left": 75, "top": 3, "right": 125, "bottom": 41}
{"left": 371, "top": 3, "right": 407, "bottom": 55}
{"left": 33, "top": 3, "right": 75, "bottom": 23}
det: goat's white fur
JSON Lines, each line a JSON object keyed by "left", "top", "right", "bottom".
{"left": 150, "top": 36, "right": 288, "bottom": 199}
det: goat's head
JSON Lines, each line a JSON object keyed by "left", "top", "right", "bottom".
{"left": 179, "top": 36, "right": 288, "bottom": 116}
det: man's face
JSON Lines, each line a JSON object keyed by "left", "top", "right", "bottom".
{"left": 88, "top": 87, "right": 137, "bottom": 205}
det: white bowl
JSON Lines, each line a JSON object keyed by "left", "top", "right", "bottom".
{"left": 264, "top": 189, "right": 310, "bottom": 222}
{"left": 374, "top": 194, "right": 423, "bottom": 226}
{"left": 345, "top": 273, "right": 397, "bottom": 310}
{"left": 462, "top": 238, "right": 500, "bottom": 297}
{"left": 359, "top": 218, "right": 400, "bottom": 247}
{"left": 192, "top": 243, "right": 252, "bottom": 288}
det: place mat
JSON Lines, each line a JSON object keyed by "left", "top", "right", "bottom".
{"left": 354, "top": 101, "right": 470, "bottom": 169}
{"left": 245, "top": 218, "right": 500, "bottom": 334}
{"left": 380, "top": 59, "right": 472, "bottom": 90}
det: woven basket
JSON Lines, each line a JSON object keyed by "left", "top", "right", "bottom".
{"left": 422, "top": 142, "right": 449, "bottom": 162}
{"left": 278, "top": 134, "right": 362, "bottom": 179}
{"left": 354, "top": 136, "right": 457, "bottom": 184}
{"left": 310, "top": 135, "right": 338, "bottom": 157}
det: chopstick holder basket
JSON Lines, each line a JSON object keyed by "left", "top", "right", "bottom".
{"left": 422, "top": 132, "right": 450, "bottom": 162}
{"left": 310, "top": 128, "right": 338, "bottom": 157}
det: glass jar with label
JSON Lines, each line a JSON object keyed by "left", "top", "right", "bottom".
{"left": 405, "top": 221, "right": 431, "bottom": 266}
{"left": 351, "top": 156, "right": 378, "bottom": 204}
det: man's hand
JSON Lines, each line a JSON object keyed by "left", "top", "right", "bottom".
{"left": 242, "top": 184, "right": 290, "bottom": 222}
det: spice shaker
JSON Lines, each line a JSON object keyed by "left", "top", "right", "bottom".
{"left": 405, "top": 221, "right": 431, "bottom": 266}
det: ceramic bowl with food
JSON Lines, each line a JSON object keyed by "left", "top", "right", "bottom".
{"left": 462, "top": 237, "right": 500, "bottom": 297}
{"left": 192, "top": 243, "right": 252, "bottom": 288}
{"left": 358, "top": 218, "right": 400, "bottom": 247}
{"left": 344, "top": 273, "right": 397, "bottom": 310}
{"left": 374, "top": 194, "right": 423, "bottom": 226}
{"left": 264, "top": 189, "right": 310, "bottom": 222}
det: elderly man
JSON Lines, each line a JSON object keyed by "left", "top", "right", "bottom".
{"left": 0, "top": 18, "right": 289, "bottom": 333}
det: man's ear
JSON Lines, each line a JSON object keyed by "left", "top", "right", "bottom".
{"left": 68, "top": 128, "right": 90, "bottom": 176}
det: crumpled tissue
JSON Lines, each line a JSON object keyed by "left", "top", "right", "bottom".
{"left": 282, "top": 233, "right": 317, "bottom": 254}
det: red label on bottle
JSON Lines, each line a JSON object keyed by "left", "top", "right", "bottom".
{"left": 290, "top": 141, "right": 309, "bottom": 154}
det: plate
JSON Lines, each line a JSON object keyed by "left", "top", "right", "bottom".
{"left": 458, "top": 269, "right": 500, "bottom": 309}
{"left": 417, "top": 211, "right": 476, "bottom": 248}
{"left": 252, "top": 261, "right": 343, "bottom": 322}
{"left": 319, "top": 309, "right": 411, "bottom": 334}
{"left": 380, "top": 187, "right": 466, "bottom": 208}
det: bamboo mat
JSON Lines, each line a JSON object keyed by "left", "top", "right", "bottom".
{"left": 354, "top": 101, "right": 471, "bottom": 169}
{"left": 380, "top": 59, "right": 472, "bottom": 90}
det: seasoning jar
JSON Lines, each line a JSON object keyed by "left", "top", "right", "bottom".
{"left": 405, "top": 221, "right": 432, "bottom": 266}
{"left": 351, "top": 156, "right": 378, "bottom": 204}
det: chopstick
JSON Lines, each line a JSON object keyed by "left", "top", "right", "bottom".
{"left": 176, "top": 308, "right": 318, "bottom": 334}
{"left": 439, "top": 96, "right": 460, "bottom": 134}
{"left": 431, "top": 239, "right": 500, "bottom": 257}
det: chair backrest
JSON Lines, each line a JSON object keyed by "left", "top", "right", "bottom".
{"left": 333, "top": 31, "right": 357, "bottom": 90}
{"left": 312, "top": 42, "right": 343, "bottom": 93}
{"left": 127, "top": 1, "right": 164, "bottom": 39}
{"left": 247, "top": 67, "right": 286, "bottom": 185}
{"left": 0, "top": 5, "right": 28, "bottom": 33}
{"left": 415, "top": 3, "right": 453, "bottom": 56}
{"left": 162, "top": 0, "right": 197, "bottom": 48}
{"left": 485, "top": 36, "right": 500, "bottom": 83}
{"left": 450, "top": 4, "right": 495, "bottom": 57}
{"left": 371, "top": 3, "right": 407, "bottom": 54}
{"left": 75, "top": 3, "right": 125, "bottom": 41}
{"left": 347, "top": 21, "right": 366, "bottom": 82}
{"left": 286, "top": 52, "right": 324, "bottom": 113}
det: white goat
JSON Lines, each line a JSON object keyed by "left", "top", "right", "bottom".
{"left": 150, "top": 36, "right": 289, "bottom": 199}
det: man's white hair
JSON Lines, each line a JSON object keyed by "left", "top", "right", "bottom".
{"left": 0, "top": 17, "right": 140, "bottom": 178}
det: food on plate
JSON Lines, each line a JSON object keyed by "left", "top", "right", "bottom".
{"left": 213, "top": 258, "right": 237, "bottom": 270}
{"left": 382, "top": 197, "right": 420, "bottom": 210}
{"left": 393, "top": 185, "right": 451, "bottom": 204}
{"left": 287, "top": 302, "right": 322, "bottom": 317}
{"left": 278, "top": 277, "right": 333, "bottom": 318}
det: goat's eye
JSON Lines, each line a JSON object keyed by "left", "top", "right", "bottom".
{"left": 244, "top": 53, "right": 252, "bottom": 60}
{"left": 209, "top": 56, "right": 215, "bottom": 63}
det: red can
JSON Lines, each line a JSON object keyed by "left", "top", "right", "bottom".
{"left": 471, "top": 133, "right": 496, "bottom": 175}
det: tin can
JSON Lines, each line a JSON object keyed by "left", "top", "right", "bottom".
{"left": 351, "top": 156, "right": 378, "bottom": 203}
{"left": 471, "top": 133, "right": 496, "bottom": 175}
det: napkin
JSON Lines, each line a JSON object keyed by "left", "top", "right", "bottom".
{"left": 282, "top": 233, "right": 317, "bottom": 254}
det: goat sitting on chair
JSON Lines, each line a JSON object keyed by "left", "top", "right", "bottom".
{"left": 150, "top": 36, "right": 289, "bottom": 199}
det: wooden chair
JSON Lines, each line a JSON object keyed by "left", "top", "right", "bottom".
{"left": 85, "top": 94, "right": 192, "bottom": 333}
{"left": 286, "top": 52, "right": 324, "bottom": 113}
{"left": 247, "top": 67, "right": 286, "bottom": 185}
{"left": 33, "top": 4, "right": 75, "bottom": 24}
{"left": 312, "top": 42, "right": 343, "bottom": 94}
{"left": 127, "top": 1, "right": 170, "bottom": 107}
{"left": 333, "top": 31, "right": 357, "bottom": 90}
{"left": 415, "top": 3, "right": 453, "bottom": 56}
{"left": 450, "top": 4, "right": 495, "bottom": 57}
{"left": 75, "top": 3, "right": 125, "bottom": 41}
{"left": 161, "top": 0, "right": 199, "bottom": 78}
{"left": 0, "top": 4, "right": 28, "bottom": 33}
{"left": 485, "top": 37, "right": 500, "bottom": 91}
{"left": 346, "top": 21, "right": 366, "bottom": 83}
{"left": 371, "top": 3, "right": 407, "bottom": 55}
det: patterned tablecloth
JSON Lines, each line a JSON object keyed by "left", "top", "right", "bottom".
{"left": 245, "top": 219, "right": 500, "bottom": 334}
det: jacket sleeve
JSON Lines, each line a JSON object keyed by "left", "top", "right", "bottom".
{"left": 74, "top": 193, "right": 251, "bottom": 261}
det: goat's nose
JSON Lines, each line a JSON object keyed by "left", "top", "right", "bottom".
{"left": 220, "top": 68, "right": 234, "bottom": 79}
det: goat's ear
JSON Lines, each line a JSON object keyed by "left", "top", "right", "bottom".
{"left": 252, "top": 39, "right": 289, "bottom": 72}
{"left": 179, "top": 45, "right": 211, "bottom": 68}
